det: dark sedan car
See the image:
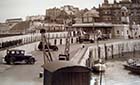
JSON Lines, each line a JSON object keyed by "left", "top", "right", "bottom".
{"left": 4, "top": 49, "right": 36, "bottom": 65}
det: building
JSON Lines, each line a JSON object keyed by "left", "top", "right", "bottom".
{"left": 46, "top": 7, "right": 63, "bottom": 23}
{"left": 46, "top": 6, "right": 79, "bottom": 24}
{"left": 97, "top": 0, "right": 140, "bottom": 24}
{"left": 74, "top": 8, "right": 100, "bottom": 24}
{"left": 26, "top": 15, "right": 45, "bottom": 21}
{"left": 0, "top": 23, "right": 10, "bottom": 34}
{"left": 6, "top": 18, "right": 23, "bottom": 23}
{"left": 9, "top": 21, "right": 30, "bottom": 34}
{"left": 60, "top": 5, "right": 79, "bottom": 15}
{"left": 82, "top": 9, "right": 100, "bottom": 23}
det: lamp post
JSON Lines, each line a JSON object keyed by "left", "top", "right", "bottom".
{"left": 95, "top": 30, "right": 102, "bottom": 85}
{"left": 129, "top": 13, "right": 134, "bottom": 39}
{"left": 92, "top": 17, "right": 96, "bottom": 41}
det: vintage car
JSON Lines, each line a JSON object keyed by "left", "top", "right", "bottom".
{"left": 58, "top": 54, "right": 69, "bottom": 61}
{"left": 4, "top": 49, "right": 36, "bottom": 65}
{"left": 79, "top": 34, "right": 94, "bottom": 43}
{"left": 38, "top": 42, "right": 58, "bottom": 51}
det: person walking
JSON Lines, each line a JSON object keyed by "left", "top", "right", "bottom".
{"left": 94, "top": 78, "right": 99, "bottom": 85}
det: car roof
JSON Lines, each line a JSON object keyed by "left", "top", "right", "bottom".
{"left": 8, "top": 49, "right": 25, "bottom": 51}
{"left": 43, "top": 61, "right": 80, "bottom": 72}
{"left": 59, "top": 54, "right": 67, "bottom": 56}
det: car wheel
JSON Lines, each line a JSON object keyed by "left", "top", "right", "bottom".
{"left": 6, "top": 61, "right": 10, "bottom": 64}
{"left": 28, "top": 58, "right": 35, "bottom": 64}
{"left": 9, "top": 57, "right": 15, "bottom": 65}
{"left": 25, "top": 59, "right": 29, "bottom": 64}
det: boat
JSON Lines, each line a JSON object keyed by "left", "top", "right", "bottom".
{"left": 123, "top": 59, "right": 140, "bottom": 74}
{"left": 92, "top": 59, "right": 106, "bottom": 72}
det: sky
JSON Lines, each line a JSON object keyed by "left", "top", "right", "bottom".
{"left": 0, "top": 0, "right": 120, "bottom": 22}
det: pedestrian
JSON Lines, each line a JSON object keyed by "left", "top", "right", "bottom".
{"left": 94, "top": 78, "right": 99, "bottom": 85}
{"left": 80, "top": 44, "right": 85, "bottom": 49}
{"left": 82, "top": 44, "right": 85, "bottom": 48}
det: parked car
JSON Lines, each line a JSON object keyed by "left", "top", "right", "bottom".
{"left": 38, "top": 42, "right": 58, "bottom": 51}
{"left": 79, "top": 38, "right": 94, "bottom": 43}
{"left": 58, "top": 54, "right": 69, "bottom": 61}
{"left": 97, "top": 34, "right": 109, "bottom": 41}
{"left": 4, "top": 49, "right": 36, "bottom": 65}
{"left": 79, "top": 34, "right": 94, "bottom": 43}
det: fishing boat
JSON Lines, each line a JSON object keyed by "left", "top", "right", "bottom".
{"left": 92, "top": 59, "right": 106, "bottom": 72}
{"left": 123, "top": 59, "right": 140, "bottom": 74}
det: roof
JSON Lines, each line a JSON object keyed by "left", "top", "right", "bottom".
{"left": 121, "top": 0, "right": 130, "bottom": 2}
{"left": 83, "top": 9, "right": 99, "bottom": 17}
{"left": 10, "top": 21, "right": 30, "bottom": 33}
{"left": 0, "top": 23, "right": 10, "bottom": 30}
{"left": 8, "top": 49, "right": 25, "bottom": 51}
{"left": 6, "top": 18, "right": 22, "bottom": 21}
{"left": 73, "top": 23, "right": 113, "bottom": 27}
{"left": 43, "top": 61, "right": 89, "bottom": 72}
{"left": 121, "top": 6, "right": 128, "bottom": 12}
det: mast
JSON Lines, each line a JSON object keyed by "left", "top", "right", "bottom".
{"left": 64, "top": 21, "right": 72, "bottom": 60}
{"left": 40, "top": 29, "right": 53, "bottom": 64}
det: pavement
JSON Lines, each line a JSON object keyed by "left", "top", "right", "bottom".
{"left": 0, "top": 57, "right": 12, "bottom": 73}
{"left": 0, "top": 43, "right": 81, "bottom": 74}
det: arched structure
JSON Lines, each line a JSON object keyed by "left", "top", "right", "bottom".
{"left": 43, "top": 61, "right": 92, "bottom": 85}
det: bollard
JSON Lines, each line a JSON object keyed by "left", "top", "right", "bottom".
{"left": 98, "top": 46, "right": 101, "bottom": 59}
{"left": 104, "top": 44, "right": 107, "bottom": 60}
{"left": 111, "top": 45, "right": 114, "bottom": 59}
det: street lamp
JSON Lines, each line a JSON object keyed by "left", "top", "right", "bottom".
{"left": 129, "top": 13, "right": 134, "bottom": 39}
{"left": 92, "top": 17, "right": 96, "bottom": 41}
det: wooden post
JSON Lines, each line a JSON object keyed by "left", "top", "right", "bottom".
{"left": 111, "top": 44, "right": 114, "bottom": 59}
{"left": 118, "top": 44, "right": 121, "bottom": 58}
{"left": 98, "top": 46, "right": 101, "bottom": 59}
{"left": 133, "top": 44, "right": 136, "bottom": 57}
{"left": 121, "top": 44, "right": 124, "bottom": 57}
{"left": 104, "top": 44, "right": 107, "bottom": 60}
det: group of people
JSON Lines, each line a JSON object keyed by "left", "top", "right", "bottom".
{"left": 0, "top": 39, "right": 22, "bottom": 49}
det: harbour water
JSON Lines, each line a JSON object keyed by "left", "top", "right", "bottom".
{"left": 91, "top": 51, "right": 140, "bottom": 85}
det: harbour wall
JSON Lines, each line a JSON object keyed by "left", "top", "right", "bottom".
{"left": 79, "top": 40, "right": 140, "bottom": 66}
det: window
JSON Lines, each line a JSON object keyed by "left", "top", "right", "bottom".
{"left": 105, "top": 11, "right": 108, "bottom": 14}
{"left": 60, "top": 39, "right": 62, "bottom": 45}
{"left": 56, "top": 34, "right": 58, "bottom": 38}
{"left": 122, "top": 12, "right": 125, "bottom": 16}
{"left": 127, "top": 30, "right": 129, "bottom": 34}
{"left": 117, "top": 30, "right": 120, "bottom": 34}
{"left": 71, "top": 38, "right": 73, "bottom": 43}
{"left": 54, "top": 39, "right": 57, "bottom": 45}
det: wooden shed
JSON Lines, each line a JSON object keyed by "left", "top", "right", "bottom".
{"left": 43, "top": 61, "right": 92, "bottom": 85}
